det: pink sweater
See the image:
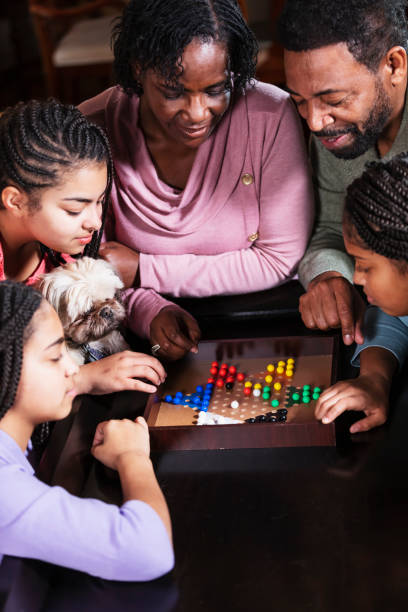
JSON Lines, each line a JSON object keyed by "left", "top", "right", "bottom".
{"left": 79, "top": 82, "right": 314, "bottom": 338}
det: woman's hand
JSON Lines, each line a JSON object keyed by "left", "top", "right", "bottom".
{"left": 99, "top": 241, "right": 140, "bottom": 288}
{"left": 76, "top": 350, "right": 166, "bottom": 395}
{"left": 150, "top": 305, "right": 201, "bottom": 361}
{"left": 91, "top": 416, "right": 150, "bottom": 470}
{"left": 314, "top": 374, "right": 389, "bottom": 433}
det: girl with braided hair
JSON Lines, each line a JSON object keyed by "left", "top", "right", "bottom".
{"left": 0, "top": 280, "right": 173, "bottom": 580}
{"left": 0, "top": 98, "right": 166, "bottom": 397}
{"left": 316, "top": 151, "right": 408, "bottom": 433}
{"left": 79, "top": 0, "right": 314, "bottom": 361}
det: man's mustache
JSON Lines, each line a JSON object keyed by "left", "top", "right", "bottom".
{"left": 313, "top": 126, "right": 358, "bottom": 138}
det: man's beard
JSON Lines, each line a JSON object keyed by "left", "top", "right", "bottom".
{"left": 314, "top": 81, "right": 392, "bottom": 159}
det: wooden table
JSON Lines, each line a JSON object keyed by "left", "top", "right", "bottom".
{"left": 2, "top": 282, "right": 408, "bottom": 612}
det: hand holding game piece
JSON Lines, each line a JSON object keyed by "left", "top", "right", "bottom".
{"left": 99, "top": 240, "right": 140, "bottom": 288}
{"left": 314, "top": 374, "right": 389, "bottom": 433}
{"left": 77, "top": 350, "right": 167, "bottom": 395}
{"left": 91, "top": 417, "right": 150, "bottom": 470}
{"left": 150, "top": 306, "right": 201, "bottom": 361}
{"left": 299, "top": 272, "right": 366, "bottom": 345}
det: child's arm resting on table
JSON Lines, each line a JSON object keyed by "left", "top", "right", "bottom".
{"left": 91, "top": 416, "right": 172, "bottom": 543}
{"left": 315, "top": 305, "right": 408, "bottom": 433}
{"left": 315, "top": 346, "right": 397, "bottom": 433}
{"left": 0, "top": 421, "right": 173, "bottom": 581}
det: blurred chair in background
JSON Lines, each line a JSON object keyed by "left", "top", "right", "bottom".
{"left": 28, "top": 0, "right": 126, "bottom": 103}
{"left": 28, "top": 0, "right": 286, "bottom": 103}
{"left": 253, "top": 0, "right": 285, "bottom": 86}
{"left": 238, "top": 0, "right": 285, "bottom": 87}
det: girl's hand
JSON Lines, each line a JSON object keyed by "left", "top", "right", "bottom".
{"left": 91, "top": 416, "right": 150, "bottom": 470}
{"left": 76, "top": 351, "right": 166, "bottom": 395}
{"left": 315, "top": 374, "right": 389, "bottom": 433}
{"left": 99, "top": 241, "right": 140, "bottom": 288}
{"left": 150, "top": 306, "right": 201, "bottom": 361}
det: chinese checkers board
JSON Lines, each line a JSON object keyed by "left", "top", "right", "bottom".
{"left": 144, "top": 335, "right": 339, "bottom": 451}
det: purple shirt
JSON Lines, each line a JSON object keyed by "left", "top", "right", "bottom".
{"left": 79, "top": 81, "right": 314, "bottom": 338}
{"left": 0, "top": 431, "right": 174, "bottom": 581}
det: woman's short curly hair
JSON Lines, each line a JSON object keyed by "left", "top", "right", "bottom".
{"left": 112, "top": 0, "right": 258, "bottom": 96}
{"left": 277, "top": 0, "right": 408, "bottom": 72}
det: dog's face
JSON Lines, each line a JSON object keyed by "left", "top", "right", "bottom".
{"left": 38, "top": 257, "right": 126, "bottom": 345}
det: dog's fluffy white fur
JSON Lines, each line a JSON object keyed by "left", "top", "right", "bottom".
{"left": 38, "top": 257, "right": 129, "bottom": 365}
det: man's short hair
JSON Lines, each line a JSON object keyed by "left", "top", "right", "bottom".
{"left": 276, "top": 0, "right": 408, "bottom": 72}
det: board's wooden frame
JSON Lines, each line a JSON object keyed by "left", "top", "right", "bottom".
{"left": 144, "top": 335, "right": 339, "bottom": 451}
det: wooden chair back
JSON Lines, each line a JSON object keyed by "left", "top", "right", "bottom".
{"left": 28, "top": 0, "right": 126, "bottom": 101}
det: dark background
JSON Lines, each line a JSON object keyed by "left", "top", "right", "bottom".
{"left": 0, "top": 0, "right": 281, "bottom": 109}
{"left": 0, "top": 0, "right": 44, "bottom": 108}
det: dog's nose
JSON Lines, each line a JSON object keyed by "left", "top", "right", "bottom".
{"left": 99, "top": 306, "right": 113, "bottom": 320}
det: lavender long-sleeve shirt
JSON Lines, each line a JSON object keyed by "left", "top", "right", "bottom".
{"left": 79, "top": 81, "right": 314, "bottom": 338}
{"left": 0, "top": 431, "right": 174, "bottom": 581}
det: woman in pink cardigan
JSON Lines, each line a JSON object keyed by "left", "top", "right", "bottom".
{"left": 79, "top": 0, "right": 314, "bottom": 360}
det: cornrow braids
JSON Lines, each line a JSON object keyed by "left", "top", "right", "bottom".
{"left": 0, "top": 281, "right": 42, "bottom": 420}
{"left": 344, "top": 152, "right": 408, "bottom": 263}
{"left": 113, "top": 0, "right": 258, "bottom": 96}
{"left": 0, "top": 98, "right": 114, "bottom": 260}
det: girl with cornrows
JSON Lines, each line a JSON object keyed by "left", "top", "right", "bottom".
{"left": 316, "top": 152, "right": 408, "bottom": 433}
{"left": 79, "top": 0, "right": 314, "bottom": 361}
{"left": 0, "top": 99, "right": 165, "bottom": 396}
{"left": 0, "top": 281, "right": 173, "bottom": 579}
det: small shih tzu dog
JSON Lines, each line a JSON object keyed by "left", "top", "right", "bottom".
{"left": 38, "top": 257, "right": 129, "bottom": 365}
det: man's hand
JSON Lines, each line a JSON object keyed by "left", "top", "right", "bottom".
{"left": 76, "top": 351, "right": 166, "bottom": 395}
{"left": 99, "top": 241, "right": 140, "bottom": 288}
{"left": 299, "top": 271, "right": 366, "bottom": 345}
{"left": 150, "top": 306, "right": 201, "bottom": 361}
{"left": 315, "top": 374, "right": 389, "bottom": 433}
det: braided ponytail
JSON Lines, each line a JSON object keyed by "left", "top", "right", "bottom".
{"left": 344, "top": 151, "right": 408, "bottom": 267}
{"left": 0, "top": 281, "right": 42, "bottom": 419}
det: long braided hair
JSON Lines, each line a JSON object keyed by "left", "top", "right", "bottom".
{"left": 113, "top": 0, "right": 258, "bottom": 97}
{"left": 343, "top": 152, "right": 408, "bottom": 269}
{"left": 0, "top": 99, "right": 113, "bottom": 263}
{"left": 0, "top": 281, "right": 42, "bottom": 420}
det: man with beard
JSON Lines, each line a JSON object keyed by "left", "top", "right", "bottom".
{"left": 277, "top": 0, "right": 408, "bottom": 345}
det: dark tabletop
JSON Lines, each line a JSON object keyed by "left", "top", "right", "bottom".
{"left": 2, "top": 282, "right": 408, "bottom": 612}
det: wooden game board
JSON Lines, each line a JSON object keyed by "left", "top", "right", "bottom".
{"left": 144, "top": 335, "right": 339, "bottom": 450}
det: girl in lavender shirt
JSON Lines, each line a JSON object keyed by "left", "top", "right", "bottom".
{"left": 80, "top": 0, "right": 314, "bottom": 361}
{"left": 0, "top": 281, "right": 173, "bottom": 580}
